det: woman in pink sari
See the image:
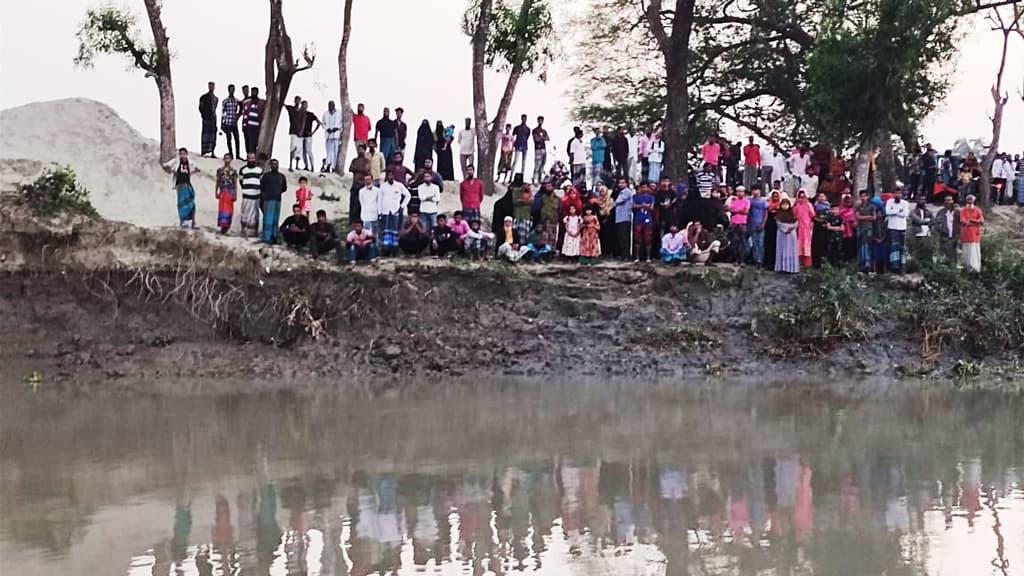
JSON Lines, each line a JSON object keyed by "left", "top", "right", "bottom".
{"left": 793, "top": 189, "right": 815, "bottom": 268}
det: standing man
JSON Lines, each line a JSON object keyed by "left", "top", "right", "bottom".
{"left": 935, "top": 194, "right": 960, "bottom": 265}
{"left": 702, "top": 137, "right": 722, "bottom": 178}
{"left": 199, "top": 82, "right": 218, "bottom": 157}
{"left": 610, "top": 128, "right": 629, "bottom": 178}
{"left": 614, "top": 177, "right": 634, "bottom": 260}
{"left": 394, "top": 107, "right": 408, "bottom": 156}
{"left": 374, "top": 107, "right": 397, "bottom": 164}
{"left": 457, "top": 118, "right": 475, "bottom": 179}
{"left": 884, "top": 188, "right": 910, "bottom": 274}
{"left": 742, "top": 137, "right": 761, "bottom": 191}
{"left": 352, "top": 103, "right": 371, "bottom": 148}
{"left": 357, "top": 174, "right": 380, "bottom": 236}
{"left": 762, "top": 146, "right": 786, "bottom": 190}
{"left": 238, "top": 152, "right": 264, "bottom": 238}
{"left": 460, "top": 165, "right": 484, "bottom": 224}
{"left": 920, "top": 144, "right": 938, "bottom": 201}
{"left": 512, "top": 115, "right": 531, "bottom": 179}
{"left": 632, "top": 182, "right": 655, "bottom": 262}
{"left": 259, "top": 159, "right": 288, "bottom": 244}
{"left": 590, "top": 128, "right": 608, "bottom": 190}
{"left": 695, "top": 163, "right": 719, "bottom": 198}
{"left": 568, "top": 127, "right": 587, "bottom": 188}
{"left": 300, "top": 100, "right": 321, "bottom": 172}
{"left": 627, "top": 127, "right": 639, "bottom": 182}
{"left": 959, "top": 194, "right": 985, "bottom": 272}
{"left": 638, "top": 129, "right": 652, "bottom": 181}
{"left": 285, "top": 96, "right": 304, "bottom": 171}
{"left": 748, "top": 185, "right": 768, "bottom": 266}
{"left": 532, "top": 116, "right": 550, "bottom": 184}
{"left": 497, "top": 124, "right": 514, "bottom": 183}
{"left": 377, "top": 171, "right": 409, "bottom": 256}
{"left": 241, "top": 87, "right": 262, "bottom": 156}
{"left": 367, "top": 139, "right": 386, "bottom": 184}
{"left": 322, "top": 101, "right": 344, "bottom": 173}
{"left": 220, "top": 84, "right": 241, "bottom": 160}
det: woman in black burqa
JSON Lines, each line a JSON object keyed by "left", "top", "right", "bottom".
{"left": 434, "top": 121, "right": 455, "bottom": 181}
{"left": 414, "top": 120, "right": 435, "bottom": 170}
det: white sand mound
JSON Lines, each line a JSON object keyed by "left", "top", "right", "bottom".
{"left": 1, "top": 98, "right": 497, "bottom": 231}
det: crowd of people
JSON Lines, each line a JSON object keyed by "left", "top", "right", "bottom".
{"left": 180, "top": 82, "right": 1023, "bottom": 272}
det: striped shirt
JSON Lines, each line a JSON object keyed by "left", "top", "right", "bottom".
{"left": 221, "top": 97, "right": 240, "bottom": 126}
{"left": 239, "top": 165, "right": 264, "bottom": 199}
{"left": 243, "top": 100, "right": 263, "bottom": 128}
{"left": 695, "top": 171, "right": 718, "bottom": 198}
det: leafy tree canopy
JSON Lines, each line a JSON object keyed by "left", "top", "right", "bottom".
{"left": 74, "top": 5, "right": 165, "bottom": 74}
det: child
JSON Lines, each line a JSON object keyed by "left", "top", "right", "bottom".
{"left": 579, "top": 207, "right": 601, "bottom": 265}
{"left": 431, "top": 214, "right": 459, "bottom": 258}
{"left": 464, "top": 220, "right": 495, "bottom": 260}
{"left": 295, "top": 176, "right": 313, "bottom": 215}
{"left": 526, "top": 224, "right": 552, "bottom": 263}
{"left": 561, "top": 204, "right": 582, "bottom": 260}
{"left": 660, "top": 223, "right": 688, "bottom": 264}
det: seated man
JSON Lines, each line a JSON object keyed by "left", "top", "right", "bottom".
{"left": 280, "top": 203, "right": 311, "bottom": 248}
{"left": 398, "top": 212, "right": 430, "bottom": 256}
{"left": 526, "top": 223, "right": 553, "bottom": 263}
{"left": 448, "top": 211, "right": 471, "bottom": 252}
{"left": 309, "top": 209, "right": 343, "bottom": 264}
{"left": 685, "top": 221, "right": 721, "bottom": 265}
{"left": 345, "top": 219, "right": 377, "bottom": 264}
{"left": 497, "top": 216, "right": 530, "bottom": 262}
{"left": 431, "top": 214, "right": 460, "bottom": 258}
{"left": 464, "top": 219, "right": 495, "bottom": 260}
{"left": 660, "top": 223, "right": 688, "bottom": 264}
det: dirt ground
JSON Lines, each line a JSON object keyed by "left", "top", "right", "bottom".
{"left": 2, "top": 196, "right": 1022, "bottom": 392}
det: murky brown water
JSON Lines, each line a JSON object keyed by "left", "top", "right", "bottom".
{"left": 0, "top": 381, "right": 1022, "bottom": 575}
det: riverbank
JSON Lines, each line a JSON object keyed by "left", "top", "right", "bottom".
{"left": 4, "top": 194, "right": 1023, "bottom": 392}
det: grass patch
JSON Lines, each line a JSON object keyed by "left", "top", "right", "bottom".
{"left": 636, "top": 325, "right": 720, "bottom": 351}
{"left": 758, "top": 266, "right": 889, "bottom": 356}
{"left": 18, "top": 166, "right": 98, "bottom": 219}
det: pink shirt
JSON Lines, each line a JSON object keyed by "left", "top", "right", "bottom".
{"left": 638, "top": 135, "right": 651, "bottom": 158}
{"left": 728, "top": 197, "right": 751, "bottom": 225}
{"left": 702, "top": 142, "right": 721, "bottom": 166}
{"left": 448, "top": 219, "right": 470, "bottom": 238}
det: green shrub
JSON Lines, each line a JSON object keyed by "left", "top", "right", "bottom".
{"left": 18, "top": 167, "right": 99, "bottom": 219}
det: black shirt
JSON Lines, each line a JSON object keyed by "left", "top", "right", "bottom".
{"left": 376, "top": 117, "right": 396, "bottom": 139}
{"left": 260, "top": 171, "right": 288, "bottom": 202}
{"left": 287, "top": 106, "right": 304, "bottom": 135}
{"left": 199, "top": 93, "right": 216, "bottom": 120}
{"left": 432, "top": 225, "right": 456, "bottom": 245}
{"left": 301, "top": 111, "right": 318, "bottom": 137}
{"left": 310, "top": 221, "right": 338, "bottom": 244}
{"left": 396, "top": 120, "right": 408, "bottom": 148}
{"left": 281, "top": 214, "right": 311, "bottom": 234}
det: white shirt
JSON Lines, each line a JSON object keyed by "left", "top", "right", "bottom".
{"left": 648, "top": 140, "right": 665, "bottom": 164}
{"left": 457, "top": 128, "right": 475, "bottom": 155}
{"left": 627, "top": 134, "right": 639, "bottom": 161}
{"left": 885, "top": 199, "right": 910, "bottom": 231}
{"left": 322, "top": 110, "right": 344, "bottom": 137}
{"left": 1000, "top": 159, "right": 1015, "bottom": 179}
{"left": 569, "top": 137, "right": 586, "bottom": 165}
{"left": 417, "top": 182, "right": 440, "bottom": 214}
{"left": 991, "top": 157, "right": 1005, "bottom": 178}
{"left": 359, "top": 185, "right": 379, "bottom": 223}
{"left": 766, "top": 151, "right": 788, "bottom": 178}
{"left": 377, "top": 180, "right": 409, "bottom": 215}
{"left": 803, "top": 173, "right": 819, "bottom": 197}
{"left": 789, "top": 152, "right": 810, "bottom": 177}
{"left": 944, "top": 210, "right": 955, "bottom": 238}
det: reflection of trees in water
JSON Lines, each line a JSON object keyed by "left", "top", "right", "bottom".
{"left": 0, "top": 386, "right": 1022, "bottom": 574}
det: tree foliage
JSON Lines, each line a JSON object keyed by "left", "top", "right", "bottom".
{"left": 19, "top": 167, "right": 99, "bottom": 219}
{"left": 464, "top": 0, "right": 557, "bottom": 77}
{"left": 74, "top": 5, "right": 165, "bottom": 75}
{"left": 804, "top": 0, "right": 965, "bottom": 149}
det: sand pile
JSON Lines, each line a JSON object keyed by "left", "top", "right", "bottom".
{"left": 0, "top": 99, "right": 495, "bottom": 231}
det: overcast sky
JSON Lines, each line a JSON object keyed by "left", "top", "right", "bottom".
{"left": 2, "top": 0, "right": 1022, "bottom": 161}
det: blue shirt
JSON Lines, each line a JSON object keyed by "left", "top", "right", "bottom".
{"left": 591, "top": 137, "right": 607, "bottom": 166}
{"left": 748, "top": 197, "right": 768, "bottom": 229}
{"left": 614, "top": 187, "right": 634, "bottom": 223}
{"left": 633, "top": 193, "right": 655, "bottom": 225}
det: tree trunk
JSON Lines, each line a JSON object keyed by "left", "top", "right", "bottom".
{"left": 658, "top": 0, "right": 696, "bottom": 181}
{"left": 258, "top": 0, "right": 311, "bottom": 160}
{"left": 877, "top": 132, "right": 897, "bottom": 194}
{"left": 853, "top": 139, "right": 871, "bottom": 193}
{"left": 979, "top": 27, "right": 1013, "bottom": 208}
{"left": 471, "top": 0, "right": 495, "bottom": 194}
{"left": 335, "top": 0, "right": 354, "bottom": 175}
{"left": 142, "top": 0, "right": 175, "bottom": 163}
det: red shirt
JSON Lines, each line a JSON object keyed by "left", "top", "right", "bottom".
{"left": 959, "top": 206, "right": 984, "bottom": 243}
{"left": 460, "top": 178, "right": 484, "bottom": 210}
{"left": 352, "top": 113, "right": 371, "bottom": 141}
{"left": 743, "top": 144, "right": 761, "bottom": 166}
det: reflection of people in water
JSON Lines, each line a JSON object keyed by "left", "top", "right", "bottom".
{"left": 171, "top": 501, "right": 192, "bottom": 565}
{"left": 256, "top": 483, "right": 281, "bottom": 569}
{"left": 212, "top": 495, "right": 234, "bottom": 550}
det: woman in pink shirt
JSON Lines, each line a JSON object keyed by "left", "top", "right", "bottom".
{"left": 793, "top": 189, "right": 816, "bottom": 267}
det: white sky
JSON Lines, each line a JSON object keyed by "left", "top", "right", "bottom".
{"left": 1, "top": 0, "right": 1022, "bottom": 161}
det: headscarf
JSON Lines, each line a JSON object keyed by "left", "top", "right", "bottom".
{"left": 434, "top": 121, "right": 445, "bottom": 146}
{"left": 596, "top": 185, "right": 614, "bottom": 217}
{"left": 776, "top": 195, "right": 796, "bottom": 223}
{"left": 767, "top": 190, "right": 782, "bottom": 211}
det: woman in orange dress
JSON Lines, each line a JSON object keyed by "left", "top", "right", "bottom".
{"left": 214, "top": 153, "right": 238, "bottom": 234}
{"left": 579, "top": 206, "right": 601, "bottom": 265}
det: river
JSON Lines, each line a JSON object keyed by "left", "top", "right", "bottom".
{"left": 1, "top": 380, "right": 1022, "bottom": 575}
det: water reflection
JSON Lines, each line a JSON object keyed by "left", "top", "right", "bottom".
{"left": 0, "top": 383, "right": 1021, "bottom": 575}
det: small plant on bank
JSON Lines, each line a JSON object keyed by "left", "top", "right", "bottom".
{"left": 18, "top": 167, "right": 99, "bottom": 219}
